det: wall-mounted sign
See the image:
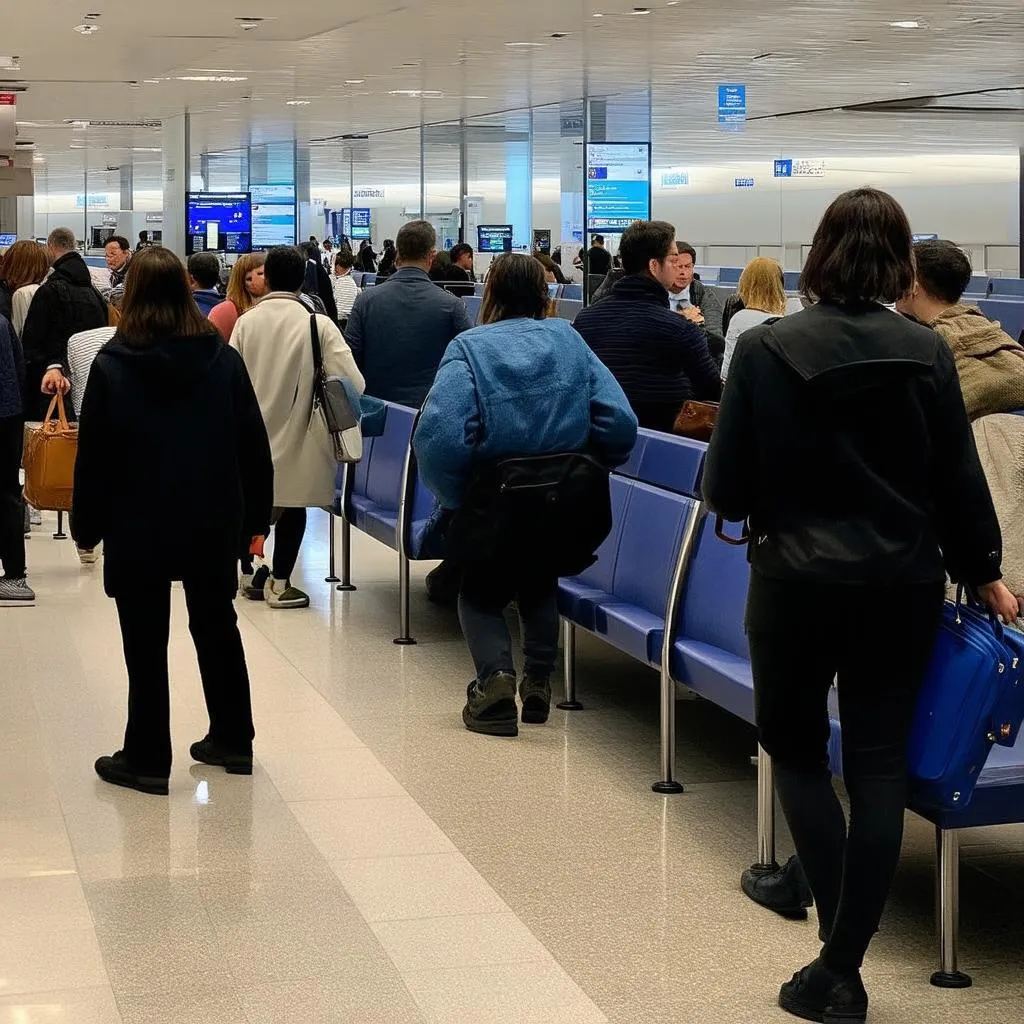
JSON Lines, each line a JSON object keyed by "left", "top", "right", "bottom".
{"left": 586, "top": 142, "right": 651, "bottom": 233}
{"left": 660, "top": 170, "right": 690, "bottom": 187}
{"left": 145, "top": 213, "right": 164, "bottom": 223}
{"left": 75, "top": 194, "right": 111, "bottom": 208}
{"left": 560, "top": 115, "right": 585, "bottom": 137}
{"left": 775, "top": 158, "right": 826, "bottom": 178}
{"left": 100, "top": 214, "right": 118, "bottom": 226}
{"left": 717, "top": 84, "right": 746, "bottom": 129}
{"left": 353, "top": 188, "right": 385, "bottom": 200}
{"left": 734, "top": 177, "right": 755, "bottom": 188}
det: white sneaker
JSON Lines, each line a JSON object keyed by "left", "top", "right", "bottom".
{"left": 0, "top": 577, "right": 36, "bottom": 607}
{"left": 28, "top": 507, "right": 42, "bottom": 527}
{"left": 77, "top": 547, "right": 99, "bottom": 565}
{"left": 264, "top": 577, "right": 310, "bottom": 609}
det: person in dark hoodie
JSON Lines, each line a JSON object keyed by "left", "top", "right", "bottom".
{"left": 187, "top": 252, "right": 224, "bottom": 317}
{"left": 20, "top": 227, "right": 108, "bottom": 421}
{"left": 300, "top": 241, "right": 339, "bottom": 322}
{"left": 0, "top": 311, "right": 31, "bottom": 606}
{"left": 72, "top": 247, "right": 274, "bottom": 796}
{"left": 703, "top": 187, "right": 1018, "bottom": 1024}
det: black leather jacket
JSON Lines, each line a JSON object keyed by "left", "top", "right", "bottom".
{"left": 704, "top": 301, "right": 1002, "bottom": 588}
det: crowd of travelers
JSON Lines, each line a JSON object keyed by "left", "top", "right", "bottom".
{"left": 2, "top": 186, "right": 1024, "bottom": 1021}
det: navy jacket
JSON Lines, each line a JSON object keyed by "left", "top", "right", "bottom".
{"left": 0, "top": 315, "right": 24, "bottom": 419}
{"left": 345, "top": 266, "right": 474, "bottom": 408}
{"left": 572, "top": 274, "right": 722, "bottom": 429}
{"left": 192, "top": 289, "right": 223, "bottom": 317}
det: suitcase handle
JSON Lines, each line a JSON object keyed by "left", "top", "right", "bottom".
{"left": 954, "top": 583, "right": 1005, "bottom": 641}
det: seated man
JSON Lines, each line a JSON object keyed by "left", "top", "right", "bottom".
{"left": 187, "top": 253, "right": 224, "bottom": 317}
{"left": 573, "top": 220, "right": 722, "bottom": 433}
{"left": 345, "top": 220, "right": 474, "bottom": 408}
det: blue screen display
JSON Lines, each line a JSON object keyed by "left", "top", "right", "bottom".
{"left": 478, "top": 225, "right": 513, "bottom": 254}
{"left": 186, "top": 193, "right": 252, "bottom": 255}
{"left": 0, "top": 233, "right": 17, "bottom": 247}
{"left": 585, "top": 143, "right": 650, "bottom": 233}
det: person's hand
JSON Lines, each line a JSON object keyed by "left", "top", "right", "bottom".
{"left": 680, "top": 306, "right": 704, "bottom": 325}
{"left": 41, "top": 369, "right": 70, "bottom": 396}
{"left": 976, "top": 580, "right": 1020, "bottom": 624}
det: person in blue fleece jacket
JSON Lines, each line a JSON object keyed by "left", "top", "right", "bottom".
{"left": 414, "top": 253, "right": 637, "bottom": 736}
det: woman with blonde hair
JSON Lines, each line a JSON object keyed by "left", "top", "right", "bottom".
{"left": 208, "top": 252, "right": 267, "bottom": 341}
{"left": 722, "top": 256, "right": 787, "bottom": 377}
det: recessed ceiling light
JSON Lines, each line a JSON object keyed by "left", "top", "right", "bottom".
{"left": 630, "top": 6, "right": 652, "bottom": 13}
{"left": 73, "top": 24, "right": 100, "bottom": 35}
{"left": 286, "top": 99, "right": 311, "bottom": 106}
{"left": 175, "top": 75, "right": 248, "bottom": 82}
{"left": 344, "top": 79, "right": 365, "bottom": 84}
{"left": 388, "top": 89, "right": 443, "bottom": 98}
{"left": 898, "top": 81, "right": 912, "bottom": 86}
{"left": 889, "top": 20, "right": 922, "bottom": 28}
{"left": 504, "top": 41, "right": 547, "bottom": 47}
{"left": 592, "top": 12, "right": 604, "bottom": 16}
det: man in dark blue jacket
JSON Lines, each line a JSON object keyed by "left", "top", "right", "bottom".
{"left": 345, "top": 221, "right": 473, "bottom": 409}
{"left": 573, "top": 220, "right": 722, "bottom": 433}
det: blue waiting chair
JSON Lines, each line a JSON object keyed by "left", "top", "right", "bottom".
{"left": 561, "top": 284, "right": 583, "bottom": 301}
{"left": 988, "top": 278, "right": 1024, "bottom": 299}
{"left": 979, "top": 299, "right": 1024, "bottom": 342}
{"left": 555, "top": 298, "right": 583, "bottom": 321}
{"left": 718, "top": 267, "right": 742, "bottom": 286}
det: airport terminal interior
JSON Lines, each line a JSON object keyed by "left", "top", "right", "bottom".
{"left": 2, "top": 1, "right": 1024, "bottom": 1022}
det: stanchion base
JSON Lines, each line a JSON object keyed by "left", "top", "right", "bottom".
{"left": 325, "top": 575, "right": 341, "bottom": 583}
{"left": 53, "top": 531, "right": 67, "bottom": 540}
{"left": 652, "top": 780, "right": 685, "bottom": 795}
{"left": 556, "top": 699, "right": 584, "bottom": 711}
{"left": 393, "top": 637, "right": 418, "bottom": 646}
{"left": 335, "top": 583, "right": 357, "bottom": 592}
{"left": 930, "top": 971, "right": 972, "bottom": 990}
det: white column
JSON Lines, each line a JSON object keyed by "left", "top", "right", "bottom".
{"left": 161, "top": 113, "right": 189, "bottom": 257}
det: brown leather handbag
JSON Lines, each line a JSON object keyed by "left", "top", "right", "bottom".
{"left": 672, "top": 400, "right": 719, "bottom": 442}
{"left": 23, "top": 393, "right": 78, "bottom": 512}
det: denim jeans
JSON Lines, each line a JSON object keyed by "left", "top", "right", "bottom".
{"left": 458, "top": 562, "right": 559, "bottom": 683}
{"left": 746, "top": 571, "right": 945, "bottom": 971}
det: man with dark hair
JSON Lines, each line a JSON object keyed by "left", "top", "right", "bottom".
{"left": 573, "top": 220, "right": 721, "bottom": 432}
{"left": 898, "top": 239, "right": 1024, "bottom": 420}
{"left": 231, "top": 245, "right": 364, "bottom": 610}
{"left": 104, "top": 235, "right": 132, "bottom": 288}
{"left": 21, "top": 226, "right": 108, "bottom": 419}
{"left": 577, "top": 234, "right": 612, "bottom": 279}
{"left": 299, "top": 241, "right": 339, "bottom": 322}
{"left": 345, "top": 220, "right": 473, "bottom": 408}
{"left": 187, "top": 253, "right": 223, "bottom": 317}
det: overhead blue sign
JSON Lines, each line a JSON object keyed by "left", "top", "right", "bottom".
{"left": 718, "top": 84, "right": 746, "bottom": 128}
{"left": 735, "top": 177, "right": 755, "bottom": 188}
{"left": 774, "top": 159, "right": 793, "bottom": 178}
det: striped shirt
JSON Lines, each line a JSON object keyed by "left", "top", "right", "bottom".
{"left": 68, "top": 327, "right": 117, "bottom": 416}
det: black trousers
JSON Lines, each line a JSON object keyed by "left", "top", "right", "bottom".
{"left": 0, "top": 415, "right": 26, "bottom": 579}
{"left": 114, "top": 579, "right": 255, "bottom": 777}
{"left": 239, "top": 507, "right": 307, "bottom": 581}
{"left": 746, "top": 572, "right": 945, "bottom": 972}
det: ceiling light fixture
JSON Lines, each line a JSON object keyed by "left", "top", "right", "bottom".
{"left": 388, "top": 89, "right": 443, "bottom": 98}
{"left": 630, "top": 6, "right": 652, "bottom": 13}
{"left": 504, "top": 41, "right": 547, "bottom": 47}
{"left": 344, "top": 79, "right": 365, "bottom": 84}
{"left": 889, "top": 20, "right": 922, "bottom": 28}
{"left": 175, "top": 75, "right": 248, "bottom": 82}
{"left": 286, "top": 99, "right": 311, "bottom": 105}
{"left": 73, "top": 24, "right": 100, "bottom": 35}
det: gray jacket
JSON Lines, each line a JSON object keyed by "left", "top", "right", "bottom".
{"left": 344, "top": 266, "right": 474, "bottom": 408}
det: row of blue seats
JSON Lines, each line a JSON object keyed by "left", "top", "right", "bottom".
{"left": 461, "top": 295, "right": 583, "bottom": 326}
{"left": 978, "top": 299, "right": 1024, "bottom": 342}
{"left": 324, "top": 400, "right": 1024, "bottom": 990}
{"left": 701, "top": 265, "right": 1024, "bottom": 301}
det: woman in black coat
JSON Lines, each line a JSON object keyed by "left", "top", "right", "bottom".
{"left": 73, "top": 247, "right": 274, "bottom": 795}
{"left": 703, "top": 188, "right": 1019, "bottom": 1022}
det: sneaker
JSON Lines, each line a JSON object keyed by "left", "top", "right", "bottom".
{"left": 779, "top": 957, "right": 868, "bottom": 1023}
{"left": 94, "top": 751, "right": 169, "bottom": 796}
{"left": 265, "top": 576, "right": 310, "bottom": 609}
{"left": 463, "top": 672, "right": 519, "bottom": 737}
{"left": 0, "top": 577, "right": 36, "bottom": 607}
{"left": 190, "top": 736, "right": 253, "bottom": 775}
{"left": 741, "top": 855, "right": 814, "bottom": 919}
{"left": 28, "top": 507, "right": 42, "bottom": 527}
{"left": 519, "top": 674, "right": 552, "bottom": 724}
{"left": 240, "top": 564, "right": 270, "bottom": 601}
{"left": 77, "top": 547, "right": 99, "bottom": 565}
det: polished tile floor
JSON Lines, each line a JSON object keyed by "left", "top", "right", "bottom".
{"left": 2, "top": 510, "right": 1023, "bottom": 1023}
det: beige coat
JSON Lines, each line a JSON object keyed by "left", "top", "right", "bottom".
{"left": 232, "top": 293, "right": 365, "bottom": 507}
{"left": 973, "top": 414, "right": 1024, "bottom": 602}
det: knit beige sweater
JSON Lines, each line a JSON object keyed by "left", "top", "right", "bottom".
{"left": 930, "top": 304, "right": 1024, "bottom": 421}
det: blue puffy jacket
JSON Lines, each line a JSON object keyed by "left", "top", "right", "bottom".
{"left": 413, "top": 316, "right": 638, "bottom": 511}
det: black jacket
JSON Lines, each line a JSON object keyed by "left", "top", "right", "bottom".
{"left": 304, "top": 259, "right": 339, "bottom": 323}
{"left": 703, "top": 302, "right": 1002, "bottom": 588}
{"left": 572, "top": 274, "right": 722, "bottom": 430}
{"left": 72, "top": 332, "right": 273, "bottom": 598}
{"left": 21, "top": 252, "right": 107, "bottom": 417}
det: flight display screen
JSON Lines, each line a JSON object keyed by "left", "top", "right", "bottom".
{"left": 186, "top": 192, "right": 252, "bottom": 255}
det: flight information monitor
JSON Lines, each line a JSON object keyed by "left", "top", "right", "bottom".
{"left": 186, "top": 192, "right": 252, "bottom": 255}
{"left": 0, "top": 233, "right": 17, "bottom": 248}
{"left": 477, "top": 225, "right": 513, "bottom": 254}
{"left": 251, "top": 184, "right": 296, "bottom": 248}
{"left": 585, "top": 143, "right": 651, "bottom": 233}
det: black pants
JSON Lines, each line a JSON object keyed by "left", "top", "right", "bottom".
{"left": 458, "top": 562, "right": 559, "bottom": 683}
{"left": 114, "top": 578, "right": 255, "bottom": 777}
{"left": 746, "top": 572, "right": 945, "bottom": 972}
{"left": 0, "top": 415, "right": 26, "bottom": 579}
{"left": 631, "top": 399, "right": 683, "bottom": 435}
{"left": 239, "top": 507, "right": 307, "bottom": 580}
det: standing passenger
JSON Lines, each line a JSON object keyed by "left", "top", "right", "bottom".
{"left": 722, "top": 257, "right": 788, "bottom": 378}
{"left": 209, "top": 252, "right": 268, "bottom": 342}
{"left": 702, "top": 187, "right": 1018, "bottom": 1023}
{"left": 232, "top": 245, "right": 364, "bottom": 609}
{"left": 0, "top": 312, "right": 31, "bottom": 606}
{"left": 414, "top": 254, "right": 637, "bottom": 736}
{"left": 72, "top": 247, "right": 273, "bottom": 794}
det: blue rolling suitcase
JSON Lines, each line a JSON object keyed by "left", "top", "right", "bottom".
{"left": 909, "top": 592, "right": 1024, "bottom": 810}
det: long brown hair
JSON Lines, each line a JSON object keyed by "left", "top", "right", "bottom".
{"left": 481, "top": 253, "right": 549, "bottom": 324}
{"left": 0, "top": 240, "right": 50, "bottom": 291}
{"left": 225, "top": 251, "right": 266, "bottom": 314}
{"left": 738, "top": 257, "right": 787, "bottom": 316}
{"left": 117, "top": 247, "right": 217, "bottom": 347}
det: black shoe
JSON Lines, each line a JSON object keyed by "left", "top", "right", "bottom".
{"left": 94, "top": 751, "right": 169, "bottom": 796}
{"left": 779, "top": 958, "right": 868, "bottom": 1023}
{"left": 519, "top": 674, "right": 552, "bottom": 724}
{"left": 241, "top": 565, "right": 270, "bottom": 601}
{"left": 190, "top": 736, "right": 254, "bottom": 775}
{"left": 741, "top": 855, "right": 814, "bottom": 919}
{"left": 463, "top": 672, "right": 519, "bottom": 737}
{"left": 425, "top": 561, "right": 461, "bottom": 609}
